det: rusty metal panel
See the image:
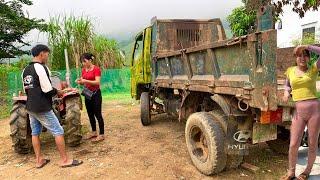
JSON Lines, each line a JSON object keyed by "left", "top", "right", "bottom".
{"left": 214, "top": 44, "right": 252, "bottom": 76}
{"left": 155, "top": 19, "right": 226, "bottom": 54}
{"left": 252, "top": 122, "right": 277, "bottom": 144}
{"left": 249, "top": 30, "right": 278, "bottom": 111}
{"left": 170, "top": 56, "right": 185, "bottom": 76}
{"left": 153, "top": 19, "right": 278, "bottom": 111}
{"left": 189, "top": 50, "right": 214, "bottom": 76}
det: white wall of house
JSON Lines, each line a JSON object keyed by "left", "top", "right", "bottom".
{"left": 276, "top": 5, "right": 320, "bottom": 48}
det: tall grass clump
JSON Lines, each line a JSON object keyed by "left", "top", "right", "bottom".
{"left": 47, "top": 15, "right": 124, "bottom": 70}
{"left": 92, "top": 35, "right": 123, "bottom": 68}
{"left": 47, "top": 15, "right": 93, "bottom": 70}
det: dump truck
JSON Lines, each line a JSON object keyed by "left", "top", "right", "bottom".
{"left": 130, "top": 13, "right": 319, "bottom": 177}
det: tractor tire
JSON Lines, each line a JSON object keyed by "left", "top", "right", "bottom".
{"left": 210, "top": 110, "right": 244, "bottom": 170}
{"left": 64, "top": 97, "right": 82, "bottom": 147}
{"left": 185, "top": 112, "right": 227, "bottom": 175}
{"left": 9, "top": 102, "right": 32, "bottom": 154}
{"left": 266, "top": 127, "right": 290, "bottom": 155}
{"left": 140, "top": 92, "right": 151, "bottom": 126}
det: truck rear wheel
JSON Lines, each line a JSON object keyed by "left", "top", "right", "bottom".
{"left": 140, "top": 92, "right": 151, "bottom": 126}
{"left": 266, "top": 127, "right": 290, "bottom": 155}
{"left": 210, "top": 110, "right": 244, "bottom": 170}
{"left": 185, "top": 112, "right": 227, "bottom": 175}
{"left": 64, "top": 97, "right": 82, "bottom": 147}
{"left": 9, "top": 102, "right": 32, "bottom": 154}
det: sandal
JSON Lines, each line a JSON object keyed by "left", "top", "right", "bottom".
{"left": 91, "top": 135, "right": 105, "bottom": 143}
{"left": 83, "top": 133, "right": 97, "bottom": 140}
{"left": 61, "top": 159, "right": 83, "bottom": 168}
{"left": 36, "top": 159, "right": 50, "bottom": 169}
{"left": 280, "top": 174, "right": 295, "bottom": 180}
{"left": 297, "top": 173, "right": 310, "bottom": 180}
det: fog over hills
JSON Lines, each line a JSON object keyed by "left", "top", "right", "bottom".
{"left": 24, "top": 0, "right": 241, "bottom": 47}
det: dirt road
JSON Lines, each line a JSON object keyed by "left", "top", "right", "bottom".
{"left": 0, "top": 100, "right": 318, "bottom": 179}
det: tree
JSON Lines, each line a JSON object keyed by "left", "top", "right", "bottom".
{"left": 0, "top": 0, "right": 46, "bottom": 58}
{"left": 245, "top": 0, "right": 319, "bottom": 17}
{"left": 227, "top": 6, "right": 256, "bottom": 37}
{"left": 273, "top": 0, "right": 319, "bottom": 18}
{"left": 228, "top": 0, "right": 320, "bottom": 37}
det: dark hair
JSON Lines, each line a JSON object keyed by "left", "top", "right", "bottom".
{"left": 81, "top": 53, "right": 95, "bottom": 62}
{"left": 31, "top": 44, "right": 50, "bottom": 57}
{"left": 294, "top": 49, "right": 310, "bottom": 58}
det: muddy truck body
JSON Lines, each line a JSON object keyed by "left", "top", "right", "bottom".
{"left": 129, "top": 16, "right": 320, "bottom": 175}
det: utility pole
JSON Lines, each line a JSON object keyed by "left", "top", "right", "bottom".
{"left": 64, "top": 49, "right": 71, "bottom": 87}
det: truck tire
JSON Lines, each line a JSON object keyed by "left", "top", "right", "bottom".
{"left": 9, "top": 102, "right": 32, "bottom": 154}
{"left": 210, "top": 110, "right": 243, "bottom": 170}
{"left": 266, "top": 127, "right": 290, "bottom": 155}
{"left": 185, "top": 112, "right": 227, "bottom": 175}
{"left": 64, "top": 97, "right": 82, "bottom": 147}
{"left": 140, "top": 92, "right": 151, "bottom": 126}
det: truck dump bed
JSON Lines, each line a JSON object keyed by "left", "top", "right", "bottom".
{"left": 151, "top": 19, "right": 280, "bottom": 111}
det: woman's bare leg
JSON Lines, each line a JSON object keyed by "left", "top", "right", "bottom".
{"left": 288, "top": 116, "right": 306, "bottom": 176}
{"left": 304, "top": 115, "right": 320, "bottom": 174}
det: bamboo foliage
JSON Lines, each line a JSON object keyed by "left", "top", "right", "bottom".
{"left": 47, "top": 15, "right": 123, "bottom": 70}
{"left": 92, "top": 35, "right": 123, "bottom": 68}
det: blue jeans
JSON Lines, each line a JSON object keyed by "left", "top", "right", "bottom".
{"left": 28, "top": 110, "right": 64, "bottom": 136}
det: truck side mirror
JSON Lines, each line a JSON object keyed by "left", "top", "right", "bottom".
{"left": 135, "top": 43, "right": 140, "bottom": 50}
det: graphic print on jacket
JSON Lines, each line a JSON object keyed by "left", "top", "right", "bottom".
{"left": 23, "top": 75, "right": 34, "bottom": 90}
{"left": 22, "top": 62, "right": 57, "bottom": 113}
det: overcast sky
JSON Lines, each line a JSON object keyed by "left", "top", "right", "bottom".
{"left": 25, "top": 0, "right": 242, "bottom": 43}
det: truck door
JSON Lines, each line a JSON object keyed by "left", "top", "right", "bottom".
{"left": 130, "top": 28, "right": 152, "bottom": 99}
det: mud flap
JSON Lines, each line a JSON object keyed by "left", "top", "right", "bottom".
{"left": 225, "top": 117, "right": 250, "bottom": 156}
{"left": 252, "top": 122, "right": 277, "bottom": 144}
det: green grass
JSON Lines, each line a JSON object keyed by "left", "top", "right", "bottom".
{"left": 0, "top": 105, "right": 9, "bottom": 119}
{"left": 245, "top": 144, "right": 288, "bottom": 179}
{"left": 102, "top": 92, "right": 136, "bottom": 105}
{"left": 0, "top": 106, "right": 10, "bottom": 120}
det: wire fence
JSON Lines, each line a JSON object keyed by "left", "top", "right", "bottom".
{"left": 0, "top": 68, "right": 131, "bottom": 119}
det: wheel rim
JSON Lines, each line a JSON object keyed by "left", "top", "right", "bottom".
{"left": 190, "top": 126, "right": 209, "bottom": 162}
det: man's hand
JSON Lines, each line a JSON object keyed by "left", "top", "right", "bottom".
{"left": 57, "top": 90, "right": 64, "bottom": 96}
{"left": 63, "top": 88, "right": 72, "bottom": 92}
{"left": 57, "top": 88, "right": 73, "bottom": 96}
